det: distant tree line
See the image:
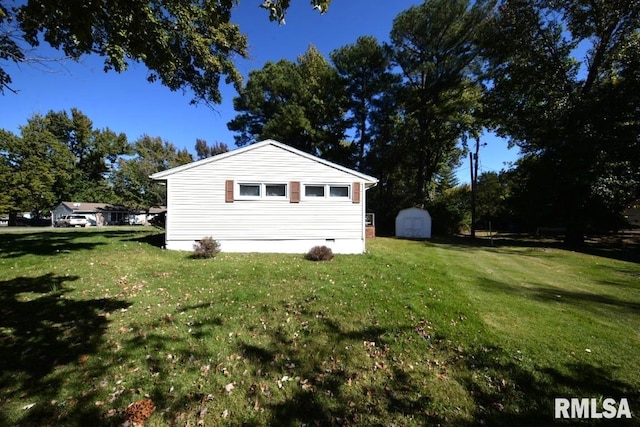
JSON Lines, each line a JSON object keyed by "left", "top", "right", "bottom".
{"left": 0, "top": 108, "right": 226, "bottom": 223}
{"left": 1, "top": 0, "right": 638, "bottom": 244}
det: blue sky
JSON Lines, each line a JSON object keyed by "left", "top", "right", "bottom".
{"left": 0, "top": 0, "right": 519, "bottom": 182}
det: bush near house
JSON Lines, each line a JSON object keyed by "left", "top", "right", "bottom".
{"left": 305, "top": 245, "right": 334, "bottom": 261}
{"left": 192, "top": 236, "right": 221, "bottom": 259}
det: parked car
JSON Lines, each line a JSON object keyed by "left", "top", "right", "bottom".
{"left": 55, "top": 215, "right": 89, "bottom": 227}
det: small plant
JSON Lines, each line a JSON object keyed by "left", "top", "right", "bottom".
{"left": 305, "top": 245, "right": 334, "bottom": 261}
{"left": 192, "top": 236, "right": 221, "bottom": 259}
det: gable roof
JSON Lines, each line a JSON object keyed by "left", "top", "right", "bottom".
{"left": 149, "top": 139, "right": 378, "bottom": 185}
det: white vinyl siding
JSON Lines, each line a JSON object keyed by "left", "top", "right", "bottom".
{"left": 158, "top": 141, "right": 375, "bottom": 252}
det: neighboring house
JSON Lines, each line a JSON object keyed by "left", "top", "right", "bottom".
{"left": 396, "top": 207, "right": 432, "bottom": 239}
{"left": 51, "top": 202, "right": 165, "bottom": 226}
{"left": 150, "top": 139, "right": 378, "bottom": 254}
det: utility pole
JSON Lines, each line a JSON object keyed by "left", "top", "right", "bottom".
{"left": 470, "top": 137, "right": 481, "bottom": 239}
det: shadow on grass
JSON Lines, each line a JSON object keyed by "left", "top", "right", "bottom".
{"left": 458, "top": 346, "right": 639, "bottom": 426}
{"left": 0, "top": 228, "right": 166, "bottom": 259}
{"left": 125, "top": 230, "right": 166, "bottom": 249}
{"left": 0, "top": 231, "right": 105, "bottom": 258}
{"left": 426, "top": 232, "right": 640, "bottom": 264}
{"left": 237, "top": 315, "right": 437, "bottom": 426}
{"left": 232, "top": 295, "right": 639, "bottom": 426}
{"left": 0, "top": 273, "right": 130, "bottom": 426}
{"left": 477, "top": 277, "right": 640, "bottom": 315}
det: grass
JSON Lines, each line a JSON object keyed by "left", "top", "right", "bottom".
{"left": 0, "top": 227, "right": 638, "bottom": 426}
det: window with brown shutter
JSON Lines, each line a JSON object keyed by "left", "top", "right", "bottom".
{"left": 290, "top": 181, "right": 300, "bottom": 203}
{"left": 225, "top": 180, "right": 234, "bottom": 202}
{"left": 352, "top": 182, "right": 361, "bottom": 203}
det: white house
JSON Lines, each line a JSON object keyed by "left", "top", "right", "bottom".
{"left": 396, "top": 207, "right": 432, "bottom": 239}
{"left": 150, "top": 139, "right": 378, "bottom": 254}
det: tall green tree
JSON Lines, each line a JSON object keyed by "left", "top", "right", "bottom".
{"left": 42, "top": 109, "right": 129, "bottom": 202}
{"left": 0, "top": 0, "right": 331, "bottom": 103}
{"left": 113, "top": 135, "right": 193, "bottom": 210}
{"left": 0, "top": 116, "right": 75, "bottom": 219}
{"left": 228, "top": 45, "right": 352, "bottom": 165}
{"left": 389, "top": 0, "right": 489, "bottom": 206}
{"left": 482, "top": 0, "right": 640, "bottom": 243}
{"left": 330, "top": 36, "right": 396, "bottom": 170}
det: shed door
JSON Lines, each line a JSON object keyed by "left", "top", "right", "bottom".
{"left": 403, "top": 217, "right": 424, "bottom": 238}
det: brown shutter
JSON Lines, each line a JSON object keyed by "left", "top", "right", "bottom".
{"left": 225, "top": 180, "right": 234, "bottom": 203}
{"left": 353, "top": 182, "right": 361, "bottom": 204}
{"left": 290, "top": 181, "right": 300, "bottom": 203}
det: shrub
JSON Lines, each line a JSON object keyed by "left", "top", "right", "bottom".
{"left": 305, "top": 245, "right": 334, "bottom": 261}
{"left": 192, "top": 237, "right": 221, "bottom": 259}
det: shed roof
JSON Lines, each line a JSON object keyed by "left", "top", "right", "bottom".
{"left": 149, "top": 139, "right": 378, "bottom": 185}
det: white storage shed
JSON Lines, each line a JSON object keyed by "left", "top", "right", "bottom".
{"left": 395, "top": 207, "right": 432, "bottom": 239}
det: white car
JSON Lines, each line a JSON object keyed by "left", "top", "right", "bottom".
{"left": 55, "top": 215, "right": 89, "bottom": 227}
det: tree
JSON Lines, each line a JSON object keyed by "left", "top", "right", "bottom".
{"left": 42, "top": 109, "right": 129, "bottom": 202}
{"left": 475, "top": 171, "right": 511, "bottom": 229}
{"left": 195, "top": 138, "right": 229, "bottom": 160}
{"left": 389, "top": 0, "right": 489, "bottom": 206}
{"left": 481, "top": 0, "right": 640, "bottom": 243}
{"left": 0, "top": 116, "right": 76, "bottom": 220}
{"left": 0, "top": 0, "right": 332, "bottom": 103}
{"left": 330, "top": 36, "right": 396, "bottom": 170}
{"left": 112, "top": 135, "right": 193, "bottom": 210}
{"left": 227, "top": 45, "right": 352, "bottom": 165}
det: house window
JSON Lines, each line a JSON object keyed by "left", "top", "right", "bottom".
{"left": 305, "top": 185, "right": 325, "bottom": 198}
{"left": 329, "top": 185, "right": 350, "bottom": 198}
{"left": 265, "top": 184, "right": 286, "bottom": 197}
{"left": 303, "top": 184, "right": 352, "bottom": 200}
{"left": 239, "top": 183, "right": 261, "bottom": 197}
{"left": 236, "top": 182, "right": 288, "bottom": 200}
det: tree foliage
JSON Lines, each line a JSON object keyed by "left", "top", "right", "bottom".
{"left": 0, "top": 0, "right": 332, "bottom": 103}
{"left": 481, "top": 0, "right": 640, "bottom": 241}
{"left": 0, "top": 109, "right": 195, "bottom": 219}
{"left": 330, "top": 36, "right": 396, "bottom": 169}
{"left": 227, "top": 45, "right": 352, "bottom": 164}
{"left": 112, "top": 135, "right": 193, "bottom": 210}
{"left": 0, "top": 116, "right": 75, "bottom": 216}
{"left": 42, "top": 109, "right": 129, "bottom": 202}
{"left": 195, "top": 138, "right": 229, "bottom": 160}
{"left": 388, "top": 0, "right": 489, "bottom": 205}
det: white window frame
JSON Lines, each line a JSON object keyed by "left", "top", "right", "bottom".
{"left": 302, "top": 183, "right": 352, "bottom": 200}
{"left": 235, "top": 182, "right": 288, "bottom": 200}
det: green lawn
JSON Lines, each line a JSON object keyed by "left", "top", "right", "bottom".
{"left": 0, "top": 228, "right": 638, "bottom": 426}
